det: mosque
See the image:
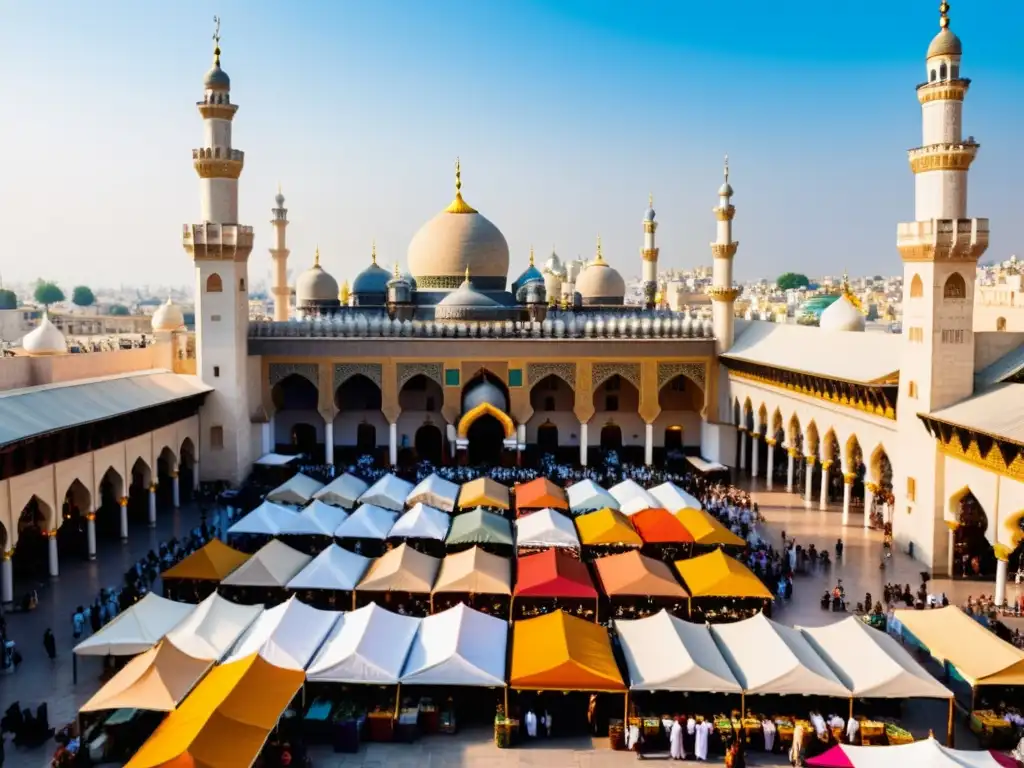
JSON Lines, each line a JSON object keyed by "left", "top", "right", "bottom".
{"left": 0, "top": 3, "right": 1020, "bottom": 605}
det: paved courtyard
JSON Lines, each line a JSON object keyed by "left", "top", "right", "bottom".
{"left": 0, "top": 482, "right": 1006, "bottom": 767}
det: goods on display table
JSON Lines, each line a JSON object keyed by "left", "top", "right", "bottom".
{"left": 970, "top": 709, "right": 1017, "bottom": 749}
{"left": 494, "top": 709, "right": 520, "bottom": 749}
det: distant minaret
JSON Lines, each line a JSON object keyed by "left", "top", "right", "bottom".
{"left": 270, "top": 185, "right": 290, "bottom": 321}
{"left": 641, "top": 194, "right": 659, "bottom": 309}
{"left": 708, "top": 156, "right": 739, "bottom": 353}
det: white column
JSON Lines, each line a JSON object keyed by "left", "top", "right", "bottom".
{"left": 765, "top": 441, "right": 776, "bottom": 490}
{"left": 388, "top": 423, "right": 398, "bottom": 466}
{"left": 193, "top": 461, "right": 200, "bottom": 491}
{"left": 947, "top": 525, "right": 956, "bottom": 577}
{"left": 580, "top": 422, "right": 589, "bottom": 467}
{"left": 644, "top": 423, "right": 654, "bottom": 466}
{"left": 325, "top": 421, "right": 335, "bottom": 465}
{"left": 738, "top": 429, "right": 747, "bottom": 471}
{"left": 750, "top": 434, "right": 760, "bottom": 479}
{"left": 171, "top": 471, "right": 181, "bottom": 509}
{"left": 804, "top": 459, "right": 815, "bottom": 506}
{"left": 819, "top": 462, "right": 831, "bottom": 511}
{"left": 864, "top": 483, "right": 876, "bottom": 529}
{"left": 86, "top": 513, "right": 97, "bottom": 560}
{"left": 996, "top": 557, "right": 1009, "bottom": 607}
{"left": 842, "top": 474, "right": 854, "bottom": 526}
{"left": 786, "top": 449, "right": 795, "bottom": 493}
{"left": 47, "top": 531, "right": 59, "bottom": 578}
{"left": 119, "top": 497, "right": 129, "bottom": 541}
{"left": 148, "top": 484, "right": 158, "bottom": 527}
{"left": 0, "top": 552, "right": 12, "bottom": 605}
{"left": 261, "top": 422, "right": 272, "bottom": 455}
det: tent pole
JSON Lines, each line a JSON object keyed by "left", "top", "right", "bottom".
{"left": 73, "top": 653, "right": 78, "bottom": 685}
{"left": 848, "top": 697, "right": 853, "bottom": 722}
{"left": 430, "top": 593, "right": 434, "bottom": 614}
{"left": 947, "top": 697, "right": 954, "bottom": 747}
{"left": 740, "top": 692, "right": 745, "bottom": 717}
{"left": 352, "top": 591, "right": 357, "bottom": 611}
{"left": 624, "top": 690, "right": 630, "bottom": 722}
{"left": 504, "top": 686, "right": 509, "bottom": 715}
{"left": 595, "top": 597, "right": 599, "bottom": 624}
{"left": 394, "top": 683, "right": 401, "bottom": 722}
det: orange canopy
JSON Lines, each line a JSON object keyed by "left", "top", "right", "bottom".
{"left": 515, "top": 478, "right": 568, "bottom": 514}
{"left": 593, "top": 550, "right": 689, "bottom": 598}
{"left": 575, "top": 508, "right": 642, "bottom": 547}
{"left": 510, "top": 610, "right": 625, "bottom": 691}
{"left": 674, "top": 549, "right": 773, "bottom": 599}
{"left": 125, "top": 653, "right": 304, "bottom": 768}
{"left": 674, "top": 508, "right": 746, "bottom": 547}
{"left": 631, "top": 508, "right": 695, "bottom": 545}
{"left": 161, "top": 540, "right": 251, "bottom": 582}
{"left": 514, "top": 548, "right": 597, "bottom": 599}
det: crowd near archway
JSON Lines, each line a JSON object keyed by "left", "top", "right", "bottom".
{"left": 14, "top": 496, "right": 51, "bottom": 582}
{"left": 273, "top": 373, "right": 321, "bottom": 458}
{"left": 656, "top": 374, "right": 703, "bottom": 466}
{"left": 57, "top": 479, "right": 91, "bottom": 559}
{"left": 592, "top": 374, "right": 640, "bottom": 463}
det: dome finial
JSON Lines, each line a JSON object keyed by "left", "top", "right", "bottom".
{"left": 212, "top": 15, "right": 222, "bottom": 65}
{"left": 594, "top": 235, "right": 606, "bottom": 265}
{"left": 724, "top": 154, "right": 730, "bottom": 183}
{"left": 371, "top": 240, "right": 377, "bottom": 265}
{"left": 529, "top": 246, "right": 535, "bottom": 266}
{"left": 314, "top": 245, "right": 320, "bottom": 267}
{"left": 649, "top": 192, "right": 654, "bottom": 208}
{"left": 445, "top": 157, "right": 478, "bottom": 214}
{"left": 939, "top": 1, "right": 950, "bottom": 29}
{"left": 465, "top": 265, "right": 471, "bottom": 283}
{"left": 455, "top": 157, "right": 462, "bottom": 195}
{"left": 393, "top": 261, "right": 400, "bottom": 279}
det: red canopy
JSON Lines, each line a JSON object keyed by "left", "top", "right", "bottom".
{"left": 514, "top": 548, "right": 598, "bottom": 599}
{"left": 631, "top": 508, "right": 695, "bottom": 544}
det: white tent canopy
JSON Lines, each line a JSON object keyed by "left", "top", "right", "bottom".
{"left": 287, "top": 544, "right": 371, "bottom": 591}
{"left": 610, "top": 479, "right": 660, "bottom": 515}
{"left": 254, "top": 453, "right": 298, "bottom": 467}
{"left": 567, "top": 479, "right": 619, "bottom": 513}
{"left": 388, "top": 502, "right": 451, "bottom": 542}
{"left": 314, "top": 473, "right": 370, "bottom": 509}
{"left": 226, "top": 595, "right": 339, "bottom": 670}
{"left": 711, "top": 613, "right": 850, "bottom": 697}
{"left": 400, "top": 604, "right": 508, "bottom": 687}
{"left": 164, "top": 593, "right": 263, "bottom": 661}
{"left": 335, "top": 504, "right": 399, "bottom": 540}
{"left": 799, "top": 617, "right": 953, "bottom": 699}
{"left": 228, "top": 500, "right": 298, "bottom": 536}
{"left": 649, "top": 482, "right": 702, "bottom": 514}
{"left": 406, "top": 474, "right": 460, "bottom": 512}
{"left": 826, "top": 738, "right": 1010, "bottom": 768}
{"left": 616, "top": 610, "right": 741, "bottom": 693}
{"left": 279, "top": 499, "right": 349, "bottom": 536}
{"left": 266, "top": 472, "right": 325, "bottom": 506}
{"left": 221, "top": 539, "right": 313, "bottom": 588}
{"left": 74, "top": 593, "right": 196, "bottom": 657}
{"left": 306, "top": 602, "right": 420, "bottom": 684}
{"left": 358, "top": 474, "right": 414, "bottom": 512}
{"left": 515, "top": 508, "right": 581, "bottom": 550}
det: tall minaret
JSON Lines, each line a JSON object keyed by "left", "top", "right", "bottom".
{"left": 708, "top": 156, "right": 739, "bottom": 353}
{"left": 893, "top": 1, "right": 988, "bottom": 573}
{"left": 182, "top": 18, "right": 255, "bottom": 484}
{"left": 641, "top": 194, "right": 659, "bottom": 309}
{"left": 270, "top": 185, "right": 290, "bottom": 321}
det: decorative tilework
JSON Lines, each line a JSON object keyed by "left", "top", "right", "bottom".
{"left": 269, "top": 363, "right": 318, "bottom": 389}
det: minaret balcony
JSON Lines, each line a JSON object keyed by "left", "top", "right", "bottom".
{"left": 183, "top": 223, "right": 255, "bottom": 262}
{"left": 907, "top": 141, "right": 978, "bottom": 174}
{"left": 707, "top": 286, "right": 741, "bottom": 302}
{"left": 197, "top": 101, "right": 239, "bottom": 120}
{"left": 897, "top": 218, "right": 989, "bottom": 263}
{"left": 916, "top": 78, "right": 970, "bottom": 104}
{"left": 641, "top": 247, "right": 659, "bottom": 263}
{"left": 713, "top": 205, "right": 736, "bottom": 221}
{"left": 710, "top": 242, "right": 738, "bottom": 259}
{"left": 193, "top": 147, "right": 245, "bottom": 179}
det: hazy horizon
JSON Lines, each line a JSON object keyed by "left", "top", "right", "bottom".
{"left": 2, "top": 0, "right": 1021, "bottom": 291}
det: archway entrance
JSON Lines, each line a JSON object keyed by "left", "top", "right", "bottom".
{"left": 953, "top": 490, "right": 995, "bottom": 579}
{"left": 537, "top": 422, "right": 559, "bottom": 456}
{"left": 468, "top": 415, "right": 505, "bottom": 465}
{"left": 156, "top": 447, "right": 177, "bottom": 506}
{"left": 415, "top": 424, "right": 443, "bottom": 464}
{"left": 98, "top": 467, "right": 124, "bottom": 539}
{"left": 129, "top": 458, "right": 152, "bottom": 526}
{"left": 291, "top": 423, "right": 317, "bottom": 455}
{"left": 600, "top": 424, "right": 623, "bottom": 452}
{"left": 14, "top": 497, "right": 50, "bottom": 583}
{"left": 58, "top": 479, "right": 91, "bottom": 559}
{"left": 179, "top": 439, "right": 196, "bottom": 503}
{"left": 356, "top": 423, "right": 377, "bottom": 453}
{"left": 273, "top": 373, "right": 322, "bottom": 459}
{"left": 664, "top": 426, "right": 683, "bottom": 453}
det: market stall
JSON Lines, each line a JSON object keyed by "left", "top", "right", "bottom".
{"left": 386, "top": 502, "right": 451, "bottom": 557}
{"left": 219, "top": 539, "right": 313, "bottom": 605}
{"left": 431, "top": 546, "right": 512, "bottom": 615}
{"left": 674, "top": 507, "right": 746, "bottom": 548}
{"left": 266, "top": 472, "right": 325, "bottom": 506}
{"left": 674, "top": 549, "right": 773, "bottom": 621}
{"left": 800, "top": 617, "right": 954, "bottom": 744}
{"left": 806, "top": 736, "right": 1019, "bottom": 767}
{"left": 359, "top": 473, "right": 414, "bottom": 512}
{"left": 313, "top": 472, "right": 370, "bottom": 509}
{"left": 575, "top": 507, "right": 642, "bottom": 561}
{"left": 225, "top": 595, "right": 340, "bottom": 670}
{"left": 163, "top": 592, "right": 264, "bottom": 661}
{"left": 226, "top": 500, "right": 300, "bottom": 551}
{"left": 354, "top": 543, "right": 440, "bottom": 616}
{"left": 444, "top": 508, "right": 514, "bottom": 556}
{"left": 630, "top": 507, "right": 695, "bottom": 561}
{"left": 567, "top": 479, "right": 619, "bottom": 515}
{"left": 515, "top": 478, "right": 569, "bottom": 516}
{"left": 609, "top": 479, "right": 660, "bottom": 516}
{"left": 160, "top": 539, "right": 251, "bottom": 601}
{"left": 406, "top": 473, "right": 460, "bottom": 512}
{"left": 513, "top": 548, "right": 599, "bottom": 621}
{"left": 649, "top": 481, "right": 703, "bottom": 514}
{"left": 286, "top": 544, "right": 372, "bottom": 609}
{"left": 594, "top": 551, "right": 689, "bottom": 620}
{"left": 277, "top": 499, "right": 350, "bottom": 555}
{"left": 457, "top": 476, "right": 510, "bottom": 511}
{"left": 334, "top": 503, "right": 400, "bottom": 557}
{"left": 124, "top": 653, "right": 305, "bottom": 768}
{"left": 514, "top": 507, "right": 581, "bottom": 555}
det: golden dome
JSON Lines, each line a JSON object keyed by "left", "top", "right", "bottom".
{"left": 22, "top": 312, "right": 66, "bottom": 356}
{"left": 575, "top": 237, "right": 626, "bottom": 306}
{"left": 927, "top": 3, "right": 961, "bottom": 58}
{"left": 151, "top": 298, "right": 185, "bottom": 332}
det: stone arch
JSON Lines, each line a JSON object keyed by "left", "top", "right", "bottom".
{"left": 457, "top": 402, "right": 515, "bottom": 440}
{"left": 910, "top": 273, "right": 924, "bottom": 298}
{"left": 770, "top": 408, "right": 784, "bottom": 442}
{"left": 206, "top": 273, "right": 223, "bottom": 293}
{"left": 156, "top": 446, "right": 177, "bottom": 503}
{"left": 275, "top": 373, "right": 320, "bottom": 411}
{"left": 592, "top": 373, "right": 638, "bottom": 415}
{"left": 756, "top": 403, "right": 768, "bottom": 433}
{"left": 657, "top": 374, "right": 702, "bottom": 412}
{"left": 398, "top": 373, "right": 444, "bottom": 413}
{"left": 62, "top": 478, "right": 91, "bottom": 517}
{"left": 733, "top": 399, "right": 742, "bottom": 427}
{"left": 13, "top": 496, "right": 51, "bottom": 579}
{"left": 98, "top": 466, "right": 125, "bottom": 506}
{"left": 530, "top": 374, "right": 576, "bottom": 413}
{"left": 462, "top": 369, "right": 510, "bottom": 413}
{"left": 868, "top": 443, "right": 892, "bottom": 487}
{"left": 742, "top": 397, "right": 754, "bottom": 429}
{"left": 788, "top": 413, "right": 802, "bottom": 449}
{"left": 413, "top": 422, "right": 444, "bottom": 464}
{"left": 949, "top": 486, "right": 995, "bottom": 578}
{"left": 943, "top": 272, "right": 967, "bottom": 299}
{"left": 805, "top": 421, "right": 820, "bottom": 457}
{"left": 58, "top": 478, "right": 92, "bottom": 557}
{"left": 844, "top": 433, "right": 864, "bottom": 473}
{"left": 821, "top": 429, "right": 839, "bottom": 462}
{"left": 130, "top": 457, "right": 152, "bottom": 490}
{"left": 997, "top": 317, "right": 1007, "bottom": 331}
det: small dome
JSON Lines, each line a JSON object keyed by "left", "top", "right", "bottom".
{"left": 543, "top": 250, "right": 564, "bottom": 277}
{"left": 718, "top": 181, "right": 734, "bottom": 197}
{"left": 23, "top": 312, "right": 66, "bottom": 356}
{"left": 643, "top": 193, "right": 656, "bottom": 222}
{"left": 927, "top": 28, "right": 962, "bottom": 59}
{"left": 296, "top": 250, "right": 340, "bottom": 304}
{"left": 576, "top": 241, "right": 625, "bottom": 305}
{"left": 512, "top": 250, "right": 544, "bottom": 296}
{"left": 436, "top": 275, "right": 501, "bottom": 310}
{"left": 275, "top": 191, "right": 285, "bottom": 207}
{"left": 463, "top": 379, "right": 507, "bottom": 413}
{"left": 819, "top": 293, "right": 865, "bottom": 332}
{"left": 352, "top": 246, "right": 391, "bottom": 295}
{"left": 152, "top": 298, "right": 185, "bottom": 332}
{"left": 204, "top": 61, "right": 230, "bottom": 91}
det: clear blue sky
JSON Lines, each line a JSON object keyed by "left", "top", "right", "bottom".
{"left": 0, "top": 0, "right": 1020, "bottom": 290}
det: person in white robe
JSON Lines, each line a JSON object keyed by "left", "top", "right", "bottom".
{"left": 694, "top": 720, "right": 712, "bottom": 761}
{"left": 525, "top": 709, "right": 538, "bottom": 738}
{"left": 790, "top": 724, "right": 806, "bottom": 766}
{"left": 670, "top": 718, "right": 684, "bottom": 759}
{"left": 845, "top": 717, "right": 859, "bottom": 744}
{"left": 762, "top": 719, "right": 775, "bottom": 752}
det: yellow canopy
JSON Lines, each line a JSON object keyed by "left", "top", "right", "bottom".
{"left": 575, "top": 508, "right": 642, "bottom": 547}
{"left": 510, "top": 610, "right": 625, "bottom": 692}
{"left": 80, "top": 640, "right": 212, "bottom": 713}
{"left": 161, "top": 539, "right": 251, "bottom": 582}
{"left": 674, "top": 549, "right": 772, "bottom": 599}
{"left": 432, "top": 547, "right": 512, "bottom": 595}
{"left": 458, "top": 477, "right": 510, "bottom": 510}
{"left": 674, "top": 508, "right": 746, "bottom": 547}
{"left": 125, "top": 653, "right": 304, "bottom": 768}
{"left": 894, "top": 605, "right": 1024, "bottom": 686}
{"left": 355, "top": 543, "right": 440, "bottom": 594}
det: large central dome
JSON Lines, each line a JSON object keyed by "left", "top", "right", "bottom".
{"left": 407, "top": 161, "right": 509, "bottom": 291}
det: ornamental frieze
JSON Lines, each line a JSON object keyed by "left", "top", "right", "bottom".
{"left": 397, "top": 362, "right": 443, "bottom": 390}
{"left": 269, "top": 362, "right": 318, "bottom": 389}
{"left": 334, "top": 363, "right": 382, "bottom": 390}
{"left": 592, "top": 362, "right": 640, "bottom": 391}
{"left": 527, "top": 362, "right": 576, "bottom": 389}
{"left": 658, "top": 362, "right": 706, "bottom": 391}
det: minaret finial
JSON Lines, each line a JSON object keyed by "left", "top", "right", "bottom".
{"left": 314, "top": 245, "right": 320, "bottom": 268}
{"left": 939, "top": 1, "right": 950, "bottom": 29}
{"left": 277, "top": 181, "right": 282, "bottom": 195}
{"left": 455, "top": 157, "right": 462, "bottom": 195}
{"left": 212, "top": 16, "right": 222, "bottom": 65}
{"left": 649, "top": 192, "right": 654, "bottom": 208}
{"left": 465, "top": 265, "right": 471, "bottom": 282}
{"left": 724, "top": 154, "right": 730, "bottom": 182}
{"left": 393, "top": 262, "right": 400, "bottom": 279}
{"left": 445, "top": 157, "right": 478, "bottom": 214}
{"left": 595, "top": 235, "right": 605, "bottom": 264}
{"left": 371, "top": 240, "right": 377, "bottom": 265}
{"left": 529, "top": 246, "right": 535, "bottom": 266}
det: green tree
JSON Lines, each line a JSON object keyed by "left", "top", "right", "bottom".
{"left": 34, "top": 281, "right": 65, "bottom": 307}
{"left": 108, "top": 304, "right": 130, "bottom": 316}
{"left": 777, "top": 272, "right": 810, "bottom": 291}
{"left": 71, "top": 285, "right": 96, "bottom": 307}
{"left": 0, "top": 289, "right": 17, "bottom": 310}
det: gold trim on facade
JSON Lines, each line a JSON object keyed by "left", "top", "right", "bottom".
{"left": 917, "top": 80, "right": 969, "bottom": 104}
{"left": 935, "top": 430, "right": 1024, "bottom": 483}
{"left": 641, "top": 248, "right": 659, "bottom": 263}
{"left": 843, "top": 472, "right": 857, "bottom": 483}
{"left": 805, "top": 456, "right": 817, "bottom": 467}
{"left": 726, "top": 368, "right": 897, "bottom": 421}
{"left": 897, "top": 242, "right": 988, "bottom": 264}
{"left": 707, "top": 287, "right": 741, "bottom": 302}
{"left": 864, "top": 481, "right": 879, "bottom": 494}
{"left": 197, "top": 102, "right": 239, "bottom": 120}
{"left": 710, "top": 242, "right": 738, "bottom": 259}
{"left": 908, "top": 143, "right": 978, "bottom": 174}
{"left": 644, "top": 221, "right": 657, "bottom": 234}
{"left": 193, "top": 157, "right": 244, "bottom": 180}
{"left": 714, "top": 205, "right": 736, "bottom": 222}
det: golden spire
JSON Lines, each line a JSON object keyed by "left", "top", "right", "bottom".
{"left": 212, "top": 16, "right": 222, "bottom": 66}
{"left": 529, "top": 246, "right": 535, "bottom": 266}
{"left": 313, "top": 245, "right": 320, "bottom": 267}
{"left": 445, "top": 157, "right": 478, "bottom": 214}
{"left": 464, "top": 265, "right": 471, "bottom": 283}
{"left": 393, "top": 262, "right": 400, "bottom": 279}
{"left": 593, "top": 235, "right": 606, "bottom": 265}
{"left": 339, "top": 280, "right": 350, "bottom": 304}
{"left": 648, "top": 192, "right": 654, "bottom": 208}
{"left": 939, "top": 1, "right": 950, "bottom": 29}
{"left": 724, "top": 154, "right": 730, "bottom": 182}
{"left": 371, "top": 240, "right": 377, "bottom": 265}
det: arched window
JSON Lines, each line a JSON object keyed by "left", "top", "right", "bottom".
{"left": 238, "top": 277, "right": 246, "bottom": 292}
{"left": 943, "top": 272, "right": 967, "bottom": 299}
{"left": 997, "top": 317, "right": 1007, "bottom": 331}
{"left": 910, "top": 274, "right": 924, "bottom": 298}
{"left": 951, "top": 65, "right": 959, "bottom": 79}
{"left": 206, "top": 273, "right": 223, "bottom": 293}
{"left": 908, "top": 381, "right": 918, "bottom": 398}
{"left": 939, "top": 62, "right": 947, "bottom": 80}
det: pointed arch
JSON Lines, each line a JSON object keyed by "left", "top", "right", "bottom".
{"left": 844, "top": 433, "right": 863, "bottom": 472}
{"left": 63, "top": 478, "right": 92, "bottom": 517}
{"left": 910, "top": 273, "right": 924, "bottom": 298}
{"left": 457, "top": 402, "right": 515, "bottom": 439}
{"left": 943, "top": 272, "right": 967, "bottom": 299}
{"left": 732, "top": 399, "right": 742, "bottom": 427}
{"left": 787, "top": 413, "right": 802, "bottom": 446}
{"left": 868, "top": 443, "right": 890, "bottom": 484}
{"left": 804, "top": 421, "right": 820, "bottom": 456}
{"left": 821, "top": 428, "right": 839, "bottom": 462}
{"left": 771, "top": 407, "right": 783, "bottom": 434}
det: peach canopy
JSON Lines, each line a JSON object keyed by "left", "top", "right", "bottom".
{"left": 510, "top": 610, "right": 625, "bottom": 691}
{"left": 593, "top": 551, "right": 688, "bottom": 598}
{"left": 515, "top": 478, "right": 568, "bottom": 514}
